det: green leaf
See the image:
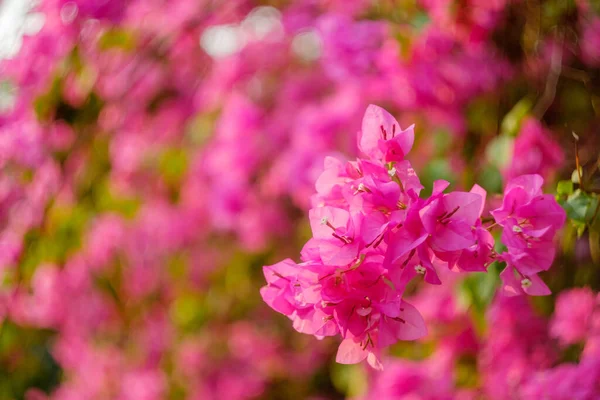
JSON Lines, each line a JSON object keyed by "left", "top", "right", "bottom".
{"left": 457, "top": 265, "right": 500, "bottom": 314}
{"left": 331, "top": 363, "right": 367, "bottom": 397}
{"left": 562, "top": 190, "right": 598, "bottom": 224}
{"left": 95, "top": 180, "right": 140, "bottom": 218}
{"left": 170, "top": 293, "right": 205, "bottom": 330}
{"left": 557, "top": 180, "right": 574, "bottom": 196}
{"left": 98, "top": 28, "right": 137, "bottom": 51}
{"left": 478, "top": 164, "right": 503, "bottom": 194}
{"left": 485, "top": 135, "right": 514, "bottom": 170}
{"left": 421, "top": 159, "right": 456, "bottom": 197}
{"left": 411, "top": 11, "right": 430, "bottom": 30}
{"left": 432, "top": 128, "right": 452, "bottom": 155}
{"left": 159, "top": 147, "right": 189, "bottom": 186}
{"left": 500, "top": 98, "right": 532, "bottom": 137}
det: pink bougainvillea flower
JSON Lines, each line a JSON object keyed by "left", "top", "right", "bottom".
{"left": 420, "top": 190, "right": 483, "bottom": 252}
{"left": 308, "top": 206, "right": 363, "bottom": 266}
{"left": 499, "top": 262, "right": 551, "bottom": 297}
{"left": 504, "top": 118, "right": 564, "bottom": 180}
{"left": 550, "top": 288, "right": 597, "bottom": 345}
{"left": 492, "top": 174, "right": 565, "bottom": 278}
{"left": 358, "top": 104, "right": 415, "bottom": 163}
{"left": 261, "top": 107, "right": 565, "bottom": 370}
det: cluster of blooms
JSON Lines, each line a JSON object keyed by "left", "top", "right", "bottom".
{"left": 5, "top": 206, "right": 328, "bottom": 399}
{"left": 363, "top": 275, "right": 482, "bottom": 399}
{"left": 261, "top": 105, "right": 566, "bottom": 368}
{"left": 493, "top": 174, "right": 566, "bottom": 296}
{"left": 482, "top": 291, "right": 600, "bottom": 399}
{"left": 363, "top": 285, "right": 600, "bottom": 399}
{"left": 0, "top": 0, "right": 597, "bottom": 398}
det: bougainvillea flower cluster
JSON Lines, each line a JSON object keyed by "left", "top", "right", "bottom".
{"left": 261, "top": 105, "right": 566, "bottom": 368}
{"left": 1, "top": 0, "right": 598, "bottom": 398}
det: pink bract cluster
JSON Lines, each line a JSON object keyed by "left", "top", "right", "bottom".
{"left": 261, "top": 105, "right": 566, "bottom": 369}
{"left": 1, "top": 0, "right": 597, "bottom": 398}
{"left": 365, "top": 286, "right": 600, "bottom": 399}
{"left": 493, "top": 174, "right": 566, "bottom": 296}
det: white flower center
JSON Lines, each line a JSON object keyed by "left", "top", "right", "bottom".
{"left": 320, "top": 216, "right": 329, "bottom": 226}
{"left": 512, "top": 225, "right": 523, "bottom": 233}
{"left": 388, "top": 167, "right": 397, "bottom": 177}
{"left": 521, "top": 278, "right": 532, "bottom": 288}
{"left": 415, "top": 265, "right": 426, "bottom": 274}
